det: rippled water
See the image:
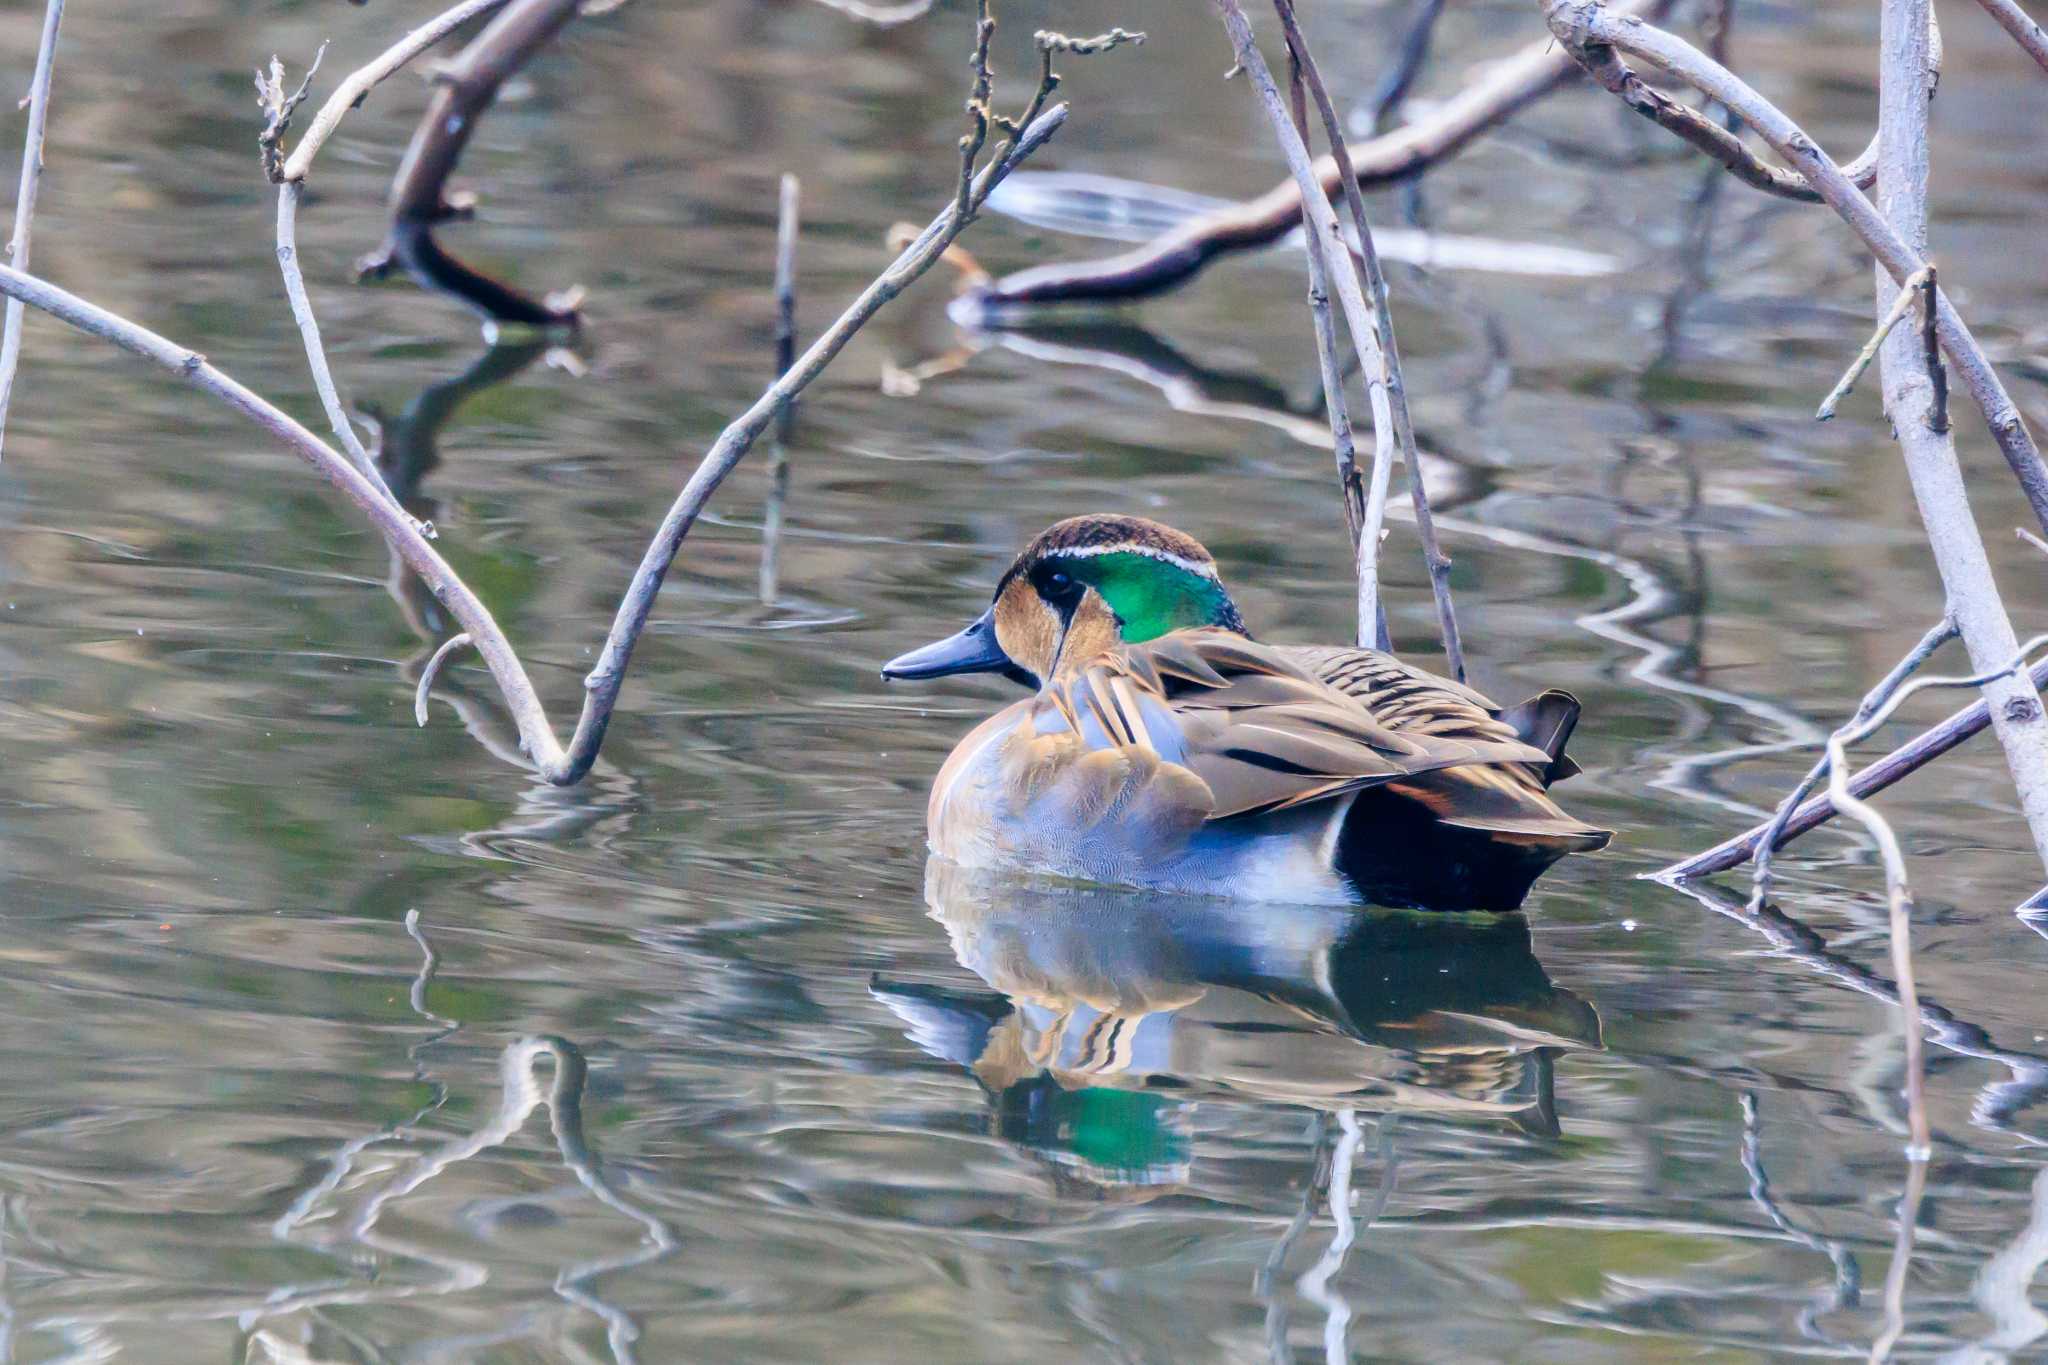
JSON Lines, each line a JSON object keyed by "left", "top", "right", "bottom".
{"left": 3, "top": 0, "right": 2048, "bottom": 1359}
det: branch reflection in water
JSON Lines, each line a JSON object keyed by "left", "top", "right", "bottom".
{"left": 361, "top": 340, "right": 650, "bottom": 856}
{"left": 874, "top": 858, "right": 1602, "bottom": 1358}
{"left": 260, "top": 1035, "right": 677, "bottom": 1364}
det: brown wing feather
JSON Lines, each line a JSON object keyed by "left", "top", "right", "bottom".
{"left": 1052, "top": 629, "right": 1554, "bottom": 823}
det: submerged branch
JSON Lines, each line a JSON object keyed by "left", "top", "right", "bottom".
{"left": 1815, "top": 264, "right": 1930, "bottom": 422}
{"left": 964, "top": 0, "right": 1679, "bottom": 312}
{"left": 1657, "top": 649, "right": 2048, "bottom": 882}
{"left": 354, "top": 0, "right": 586, "bottom": 326}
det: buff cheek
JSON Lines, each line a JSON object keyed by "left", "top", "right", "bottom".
{"left": 992, "top": 579, "right": 1059, "bottom": 681}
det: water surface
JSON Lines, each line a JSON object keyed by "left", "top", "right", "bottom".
{"left": 3, "top": 0, "right": 2048, "bottom": 1359}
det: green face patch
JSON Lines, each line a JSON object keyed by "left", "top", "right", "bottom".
{"left": 1051, "top": 550, "right": 1243, "bottom": 643}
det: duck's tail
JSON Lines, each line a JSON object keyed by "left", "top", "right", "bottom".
{"left": 1336, "top": 773, "right": 1610, "bottom": 912}
{"left": 1495, "top": 688, "right": 1587, "bottom": 787}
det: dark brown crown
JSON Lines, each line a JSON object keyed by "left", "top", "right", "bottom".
{"left": 1012, "top": 514, "right": 1214, "bottom": 571}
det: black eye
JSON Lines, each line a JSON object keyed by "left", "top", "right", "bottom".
{"left": 1048, "top": 571, "right": 1071, "bottom": 590}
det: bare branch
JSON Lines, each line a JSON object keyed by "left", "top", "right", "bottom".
{"left": 415, "top": 632, "right": 475, "bottom": 726}
{"left": 0, "top": 0, "right": 66, "bottom": 461}
{"left": 0, "top": 103, "right": 1069, "bottom": 784}
{"left": 1547, "top": 10, "right": 1934, "bottom": 204}
{"left": 773, "top": 173, "right": 801, "bottom": 383}
{"left": 280, "top": 0, "right": 515, "bottom": 184}
{"left": 954, "top": 0, "right": 997, "bottom": 221}
{"left": 1748, "top": 615, "right": 1956, "bottom": 907}
{"left": 1213, "top": 0, "right": 1398, "bottom": 653}
{"left": 1815, "top": 264, "right": 1930, "bottom": 422}
{"left": 1274, "top": 0, "right": 1465, "bottom": 679}
{"left": 1657, "top": 647, "right": 2048, "bottom": 881}
{"left": 1816, "top": 634, "right": 2048, "bottom": 1156}
{"left": 276, "top": 181, "right": 408, "bottom": 514}
{"left": 256, "top": 43, "right": 326, "bottom": 184}
{"left": 764, "top": 173, "right": 800, "bottom": 601}
{"left": 1972, "top": 0, "right": 2048, "bottom": 75}
{"left": 1282, "top": 42, "right": 1375, "bottom": 646}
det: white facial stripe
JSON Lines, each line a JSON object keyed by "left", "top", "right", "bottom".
{"left": 1056, "top": 543, "right": 1218, "bottom": 579}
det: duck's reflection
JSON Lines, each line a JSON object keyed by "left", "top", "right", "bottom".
{"left": 875, "top": 860, "right": 1602, "bottom": 1194}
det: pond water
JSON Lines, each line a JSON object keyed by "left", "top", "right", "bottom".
{"left": 3, "top": 0, "right": 2048, "bottom": 1359}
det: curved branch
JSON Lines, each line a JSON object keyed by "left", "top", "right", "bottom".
{"left": 1656, "top": 650, "right": 2048, "bottom": 882}
{"left": 355, "top": 0, "right": 586, "bottom": 325}
{"left": 0, "top": 105, "right": 1071, "bottom": 786}
{"left": 0, "top": 261, "right": 566, "bottom": 763}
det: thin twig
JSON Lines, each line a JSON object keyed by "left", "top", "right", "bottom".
{"left": 1872, "top": 1158, "right": 1929, "bottom": 1363}
{"left": 1275, "top": 0, "right": 1465, "bottom": 679}
{"left": 955, "top": 0, "right": 997, "bottom": 221}
{"left": 1285, "top": 46, "right": 1374, "bottom": 646}
{"left": 256, "top": 45, "right": 326, "bottom": 184}
{"left": 1748, "top": 615, "right": 1956, "bottom": 907}
{"left": 0, "top": 0, "right": 66, "bottom": 461}
{"left": 1972, "top": 0, "right": 2048, "bottom": 75}
{"left": 415, "top": 631, "right": 475, "bottom": 725}
{"left": 764, "top": 172, "right": 800, "bottom": 602}
{"left": 1815, "top": 264, "right": 1930, "bottom": 421}
{"left": 1657, "top": 646, "right": 2048, "bottom": 881}
{"left": 1215, "top": 0, "right": 1399, "bottom": 656}
{"left": 280, "top": 0, "right": 516, "bottom": 184}
{"left": 774, "top": 173, "right": 801, "bottom": 387}
{"left": 1814, "top": 634, "right": 2048, "bottom": 1173}
{"left": 276, "top": 181, "right": 407, "bottom": 513}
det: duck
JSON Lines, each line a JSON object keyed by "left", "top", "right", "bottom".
{"left": 881, "top": 514, "right": 1609, "bottom": 911}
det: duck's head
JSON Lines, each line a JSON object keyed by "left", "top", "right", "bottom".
{"left": 882, "top": 514, "right": 1246, "bottom": 688}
